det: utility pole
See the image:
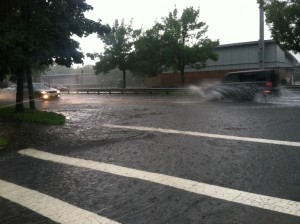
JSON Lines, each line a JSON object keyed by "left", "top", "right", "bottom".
{"left": 81, "top": 69, "right": 83, "bottom": 88}
{"left": 259, "top": 1, "right": 265, "bottom": 70}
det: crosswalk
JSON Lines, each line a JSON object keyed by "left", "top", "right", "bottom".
{"left": 1, "top": 124, "right": 300, "bottom": 223}
{"left": 0, "top": 179, "right": 119, "bottom": 224}
{"left": 1, "top": 146, "right": 300, "bottom": 223}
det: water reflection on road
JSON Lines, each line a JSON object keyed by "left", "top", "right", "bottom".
{"left": 1, "top": 90, "right": 300, "bottom": 111}
{"left": 189, "top": 84, "right": 300, "bottom": 104}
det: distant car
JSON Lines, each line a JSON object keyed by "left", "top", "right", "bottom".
{"left": 5, "top": 84, "right": 17, "bottom": 91}
{"left": 53, "top": 84, "right": 68, "bottom": 92}
{"left": 5, "top": 83, "right": 61, "bottom": 100}
{"left": 205, "top": 70, "right": 282, "bottom": 101}
{"left": 25, "top": 83, "right": 61, "bottom": 100}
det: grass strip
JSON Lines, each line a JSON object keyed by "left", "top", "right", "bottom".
{"left": 0, "top": 107, "right": 65, "bottom": 125}
{"left": 0, "top": 137, "right": 7, "bottom": 147}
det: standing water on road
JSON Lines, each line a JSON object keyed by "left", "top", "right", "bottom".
{"left": 189, "top": 83, "right": 300, "bottom": 105}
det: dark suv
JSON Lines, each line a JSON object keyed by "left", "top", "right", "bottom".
{"left": 207, "top": 70, "right": 282, "bottom": 101}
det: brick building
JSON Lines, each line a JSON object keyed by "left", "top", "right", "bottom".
{"left": 146, "top": 40, "right": 299, "bottom": 87}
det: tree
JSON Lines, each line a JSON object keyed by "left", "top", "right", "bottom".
{"left": 91, "top": 19, "right": 141, "bottom": 88}
{"left": 130, "top": 24, "right": 166, "bottom": 77}
{"left": 260, "top": 0, "right": 300, "bottom": 53}
{"left": 133, "top": 6, "right": 219, "bottom": 86}
{"left": 0, "top": 0, "right": 108, "bottom": 112}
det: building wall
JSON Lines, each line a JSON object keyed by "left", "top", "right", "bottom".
{"left": 206, "top": 43, "right": 258, "bottom": 70}
{"left": 148, "top": 40, "right": 299, "bottom": 87}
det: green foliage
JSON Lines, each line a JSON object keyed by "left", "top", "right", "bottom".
{"left": 161, "top": 6, "right": 219, "bottom": 71}
{"left": 0, "top": 137, "right": 7, "bottom": 147}
{"left": 0, "top": 106, "right": 65, "bottom": 125}
{"left": 261, "top": 0, "right": 300, "bottom": 53}
{"left": 89, "top": 6, "right": 218, "bottom": 87}
{"left": 0, "top": 0, "right": 109, "bottom": 111}
{"left": 93, "top": 19, "right": 141, "bottom": 75}
{"left": 94, "top": 54, "right": 116, "bottom": 74}
{"left": 91, "top": 19, "right": 141, "bottom": 88}
{"left": 130, "top": 25, "right": 166, "bottom": 76}
{"left": 132, "top": 6, "right": 219, "bottom": 85}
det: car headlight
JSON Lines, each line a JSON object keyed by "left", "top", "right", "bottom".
{"left": 57, "top": 90, "right": 60, "bottom": 93}
{"left": 41, "top": 91, "right": 47, "bottom": 94}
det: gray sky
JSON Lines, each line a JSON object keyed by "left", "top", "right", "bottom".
{"left": 75, "top": 0, "right": 271, "bottom": 65}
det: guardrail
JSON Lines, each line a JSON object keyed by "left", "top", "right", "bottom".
{"left": 281, "top": 85, "right": 300, "bottom": 93}
{"left": 64, "top": 86, "right": 300, "bottom": 95}
{"left": 66, "top": 88, "right": 190, "bottom": 95}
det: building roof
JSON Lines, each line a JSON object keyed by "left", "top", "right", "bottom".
{"left": 216, "top": 39, "right": 299, "bottom": 65}
{"left": 217, "top": 39, "right": 275, "bottom": 48}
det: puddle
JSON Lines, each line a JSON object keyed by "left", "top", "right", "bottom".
{"left": 189, "top": 83, "right": 300, "bottom": 106}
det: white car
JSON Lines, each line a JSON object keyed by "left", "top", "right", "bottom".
{"left": 29, "top": 83, "right": 61, "bottom": 100}
{"left": 5, "top": 84, "right": 17, "bottom": 91}
{"left": 6, "top": 83, "right": 61, "bottom": 100}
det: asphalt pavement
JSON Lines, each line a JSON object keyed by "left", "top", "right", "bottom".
{"left": 1, "top": 92, "right": 300, "bottom": 223}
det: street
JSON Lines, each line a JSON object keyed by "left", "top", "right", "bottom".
{"left": 1, "top": 92, "right": 300, "bottom": 223}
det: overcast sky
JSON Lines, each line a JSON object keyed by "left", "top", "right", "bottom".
{"left": 75, "top": 0, "right": 271, "bottom": 65}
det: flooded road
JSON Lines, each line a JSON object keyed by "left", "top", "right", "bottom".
{"left": 1, "top": 92, "right": 300, "bottom": 223}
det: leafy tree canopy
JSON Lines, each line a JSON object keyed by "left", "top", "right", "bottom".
{"left": 260, "top": 0, "right": 300, "bottom": 53}
{"left": 130, "top": 26, "right": 166, "bottom": 76}
{"left": 0, "top": 0, "right": 109, "bottom": 70}
{"left": 88, "top": 6, "right": 218, "bottom": 87}
{"left": 160, "top": 7, "right": 219, "bottom": 71}
{"left": 132, "top": 6, "right": 219, "bottom": 86}
{"left": 90, "top": 19, "right": 141, "bottom": 88}
{"left": 0, "top": 0, "right": 109, "bottom": 111}
{"left": 91, "top": 19, "right": 141, "bottom": 74}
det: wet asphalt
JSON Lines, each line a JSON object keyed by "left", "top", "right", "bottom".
{"left": 1, "top": 93, "right": 300, "bottom": 223}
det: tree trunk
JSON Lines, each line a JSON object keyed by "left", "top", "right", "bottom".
{"left": 15, "top": 69, "right": 25, "bottom": 113}
{"left": 26, "top": 66, "right": 36, "bottom": 110}
{"left": 180, "top": 69, "right": 185, "bottom": 87}
{"left": 122, "top": 69, "right": 126, "bottom": 89}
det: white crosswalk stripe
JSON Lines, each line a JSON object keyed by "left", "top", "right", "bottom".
{"left": 0, "top": 179, "right": 120, "bottom": 224}
{"left": 103, "top": 123, "right": 300, "bottom": 147}
{"left": 18, "top": 148, "right": 300, "bottom": 218}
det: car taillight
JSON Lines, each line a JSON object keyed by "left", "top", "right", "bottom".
{"left": 263, "top": 90, "right": 271, "bottom": 94}
{"left": 266, "top": 81, "right": 273, "bottom": 87}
